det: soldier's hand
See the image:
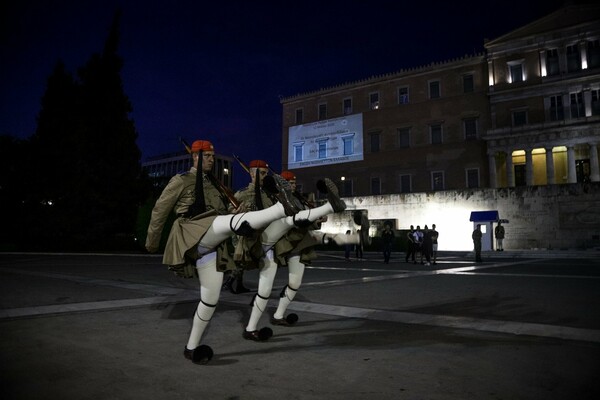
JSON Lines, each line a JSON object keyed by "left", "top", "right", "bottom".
{"left": 231, "top": 202, "right": 247, "bottom": 214}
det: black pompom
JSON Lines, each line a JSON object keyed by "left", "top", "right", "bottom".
{"left": 259, "top": 327, "right": 273, "bottom": 340}
{"left": 286, "top": 313, "right": 299, "bottom": 325}
{"left": 316, "top": 180, "right": 328, "bottom": 194}
{"left": 192, "top": 345, "right": 213, "bottom": 364}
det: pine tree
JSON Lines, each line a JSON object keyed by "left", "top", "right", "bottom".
{"left": 29, "top": 10, "right": 146, "bottom": 250}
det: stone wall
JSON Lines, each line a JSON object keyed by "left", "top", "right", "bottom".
{"left": 320, "top": 182, "right": 600, "bottom": 251}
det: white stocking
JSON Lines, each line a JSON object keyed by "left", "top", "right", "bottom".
{"left": 186, "top": 253, "right": 223, "bottom": 350}
{"left": 245, "top": 250, "right": 277, "bottom": 332}
{"left": 308, "top": 231, "right": 360, "bottom": 246}
{"left": 197, "top": 202, "right": 288, "bottom": 254}
{"left": 260, "top": 203, "right": 337, "bottom": 251}
{"left": 273, "top": 255, "right": 305, "bottom": 320}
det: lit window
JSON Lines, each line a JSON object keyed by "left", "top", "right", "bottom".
{"left": 587, "top": 40, "right": 600, "bottom": 69}
{"left": 294, "top": 144, "right": 303, "bottom": 162}
{"left": 343, "top": 136, "right": 354, "bottom": 155}
{"left": 317, "top": 140, "right": 327, "bottom": 159}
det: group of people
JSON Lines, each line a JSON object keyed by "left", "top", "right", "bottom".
{"left": 145, "top": 139, "right": 363, "bottom": 365}
{"left": 405, "top": 224, "right": 439, "bottom": 266}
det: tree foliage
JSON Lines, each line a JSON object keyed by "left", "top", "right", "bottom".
{"left": 23, "top": 11, "right": 150, "bottom": 250}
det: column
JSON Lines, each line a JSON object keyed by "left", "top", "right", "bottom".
{"left": 488, "top": 151, "right": 497, "bottom": 188}
{"left": 590, "top": 143, "right": 600, "bottom": 182}
{"left": 567, "top": 146, "right": 577, "bottom": 183}
{"left": 525, "top": 148, "right": 534, "bottom": 186}
{"left": 506, "top": 150, "right": 514, "bottom": 187}
{"left": 546, "top": 147, "right": 555, "bottom": 184}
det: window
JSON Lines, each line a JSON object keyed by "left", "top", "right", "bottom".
{"left": 342, "top": 179, "right": 353, "bottom": 197}
{"left": 398, "top": 86, "right": 409, "bottom": 104}
{"left": 398, "top": 127, "right": 410, "bottom": 148}
{"left": 318, "top": 103, "right": 327, "bottom": 120}
{"left": 549, "top": 95, "right": 564, "bottom": 121}
{"left": 592, "top": 89, "right": 600, "bottom": 116}
{"left": 512, "top": 110, "right": 527, "bottom": 126}
{"left": 429, "top": 80, "right": 440, "bottom": 99}
{"left": 317, "top": 139, "right": 327, "bottom": 159}
{"left": 370, "top": 133, "right": 380, "bottom": 152}
{"left": 464, "top": 118, "right": 478, "bottom": 140}
{"left": 431, "top": 171, "right": 444, "bottom": 191}
{"left": 371, "top": 177, "right": 381, "bottom": 195}
{"left": 400, "top": 174, "right": 411, "bottom": 193}
{"left": 295, "top": 108, "right": 304, "bottom": 124}
{"left": 463, "top": 74, "right": 474, "bottom": 93}
{"left": 546, "top": 49, "right": 560, "bottom": 76}
{"left": 342, "top": 135, "right": 354, "bottom": 155}
{"left": 294, "top": 144, "right": 303, "bottom": 162}
{"left": 343, "top": 98, "right": 352, "bottom": 115}
{"left": 588, "top": 40, "right": 600, "bottom": 69}
{"left": 369, "top": 92, "right": 380, "bottom": 110}
{"left": 466, "top": 168, "right": 480, "bottom": 188}
{"left": 430, "top": 124, "right": 442, "bottom": 144}
{"left": 509, "top": 63, "right": 523, "bottom": 83}
{"left": 570, "top": 92, "right": 585, "bottom": 118}
{"left": 567, "top": 44, "right": 581, "bottom": 72}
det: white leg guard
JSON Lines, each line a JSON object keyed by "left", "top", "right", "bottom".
{"left": 308, "top": 231, "right": 361, "bottom": 246}
{"left": 273, "top": 255, "right": 304, "bottom": 320}
{"left": 261, "top": 217, "right": 294, "bottom": 251}
{"left": 197, "top": 202, "right": 289, "bottom": 253}
{"left": 186, "top": 253, "right": 223, "bottom": 350}
{"left": 245, "top": 251, "right": 277, "bottom": 332}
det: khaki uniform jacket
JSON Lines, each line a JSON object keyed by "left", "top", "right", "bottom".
{"left": 232, "top": 183, "right": 274, "bottom": 270}
{"left": 145, "top": 167, "right": 234, "bottom": 277}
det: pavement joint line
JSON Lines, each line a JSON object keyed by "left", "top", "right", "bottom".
{"left": 0, "top": 267, "right": 181, "bottom": 295}
{"left": 2, "top": 287, "right": 599, "bottom": 343}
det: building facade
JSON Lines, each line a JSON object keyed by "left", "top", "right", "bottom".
{"left": 280, "top": 4, "right": 600, "bottom": 250}
{"left": 485, "top": 3, "right": 600, "bottom": 188}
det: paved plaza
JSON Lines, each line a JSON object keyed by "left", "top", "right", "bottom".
{"left": 1, "top": 250, "right": 599, "bottom": 399}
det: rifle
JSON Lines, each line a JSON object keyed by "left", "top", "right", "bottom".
{"left": 235, "top": 154, "right": 314, "bottom": 209}
{"left": 180, "top": 137, "right": 241, "bottom": 210}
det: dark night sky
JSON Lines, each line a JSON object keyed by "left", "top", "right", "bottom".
{"left": 1, "top": 0, "right": 565, "bottom": 188}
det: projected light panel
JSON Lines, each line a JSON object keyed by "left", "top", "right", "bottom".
{"left": 288, "top": 113, "right": 364, "bottom": 169}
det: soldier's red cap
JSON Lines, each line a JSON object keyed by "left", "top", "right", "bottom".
{"left": 281, "top": 171, "right": 296, "bottom": 181}
{"left": 249, "top": 160, "right": 268, "bottom": 168}
{"left": 191, "top": 140, "right": 214, "bottom": 152}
